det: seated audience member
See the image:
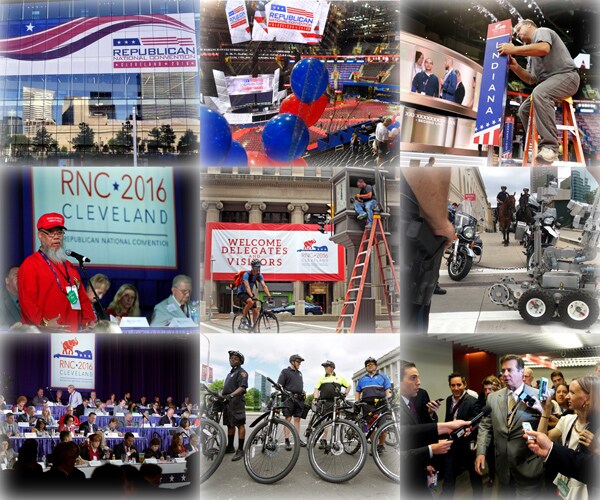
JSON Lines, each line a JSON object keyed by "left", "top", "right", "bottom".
{"left": 150, "top": 274, "right": 193, "bottom": 326}
{"left": 108, "top": 393, "right": 117, "bottom": 406}
{"left": 103, "top": 417, "right": 124, "bottom": 435}
{"left": 59, "top": 430, "right": 72, "bottom": 443}
{"left": 113, "top": 432, "right": 140, "bottom": 462}
{"left": 80, "top": 432, "right": 103, "bottom": 461}
{"left": 180, "top": 397, "right": 191, "bottom": 409}
{"left": 186, "top": 434, "right": 199, "bottom": 453}
{"left": 121, "top": 412, "right": 138, "bottom": 428}
{"left": 58, "top": 406, "right": 80, "bottom": 426}
{"left": 176, "top": 417, "right": 192, "bottom": 439}
{"left": 32, "top": 388, "right": 49, "bottom": 405}
{"left": 158, "top": 407, "right": 177, "bottom": 426}
{"left": 0, "top": 435, "right": 17, "bottom": 468}
{"left": 138, "top": 395, "right": 148, "bottom": 408}
{"left": 167, "top": 432, "right": 187, "bottom": 458}
{"left": 123, "top": 392, "right": 132, "bottom": 404}
{"left": 165, "top": 396, "right": 174, "bottom": 409}
{"left": 52, "top": 389, "right": 64, "bottom": 405}
{"left": 0, "top": 412, "right": 21, "bottom": 436}
{"left": 88, "top": 391, "right": 98, "bottom": 408}
{"left": 95, "top": 401, "right": 109, "bottom": 415}
{"left": 94, "top": 430, "right": 112, "bottom": 459}
{"left": 11, "top": 439, "right": 44, "bottom": 487}
{"left": 86, "top": 273, "right": 111, "bottom": 320}
{"left": 140, "top": 463, "right": 163, "bottom": 488}
{"left": 148, "top": 402, "right": 162, "bottom": 416}
{"left": 127, "top": 402, "right": 138, "bottom": 413}
{"left": 107, "top": 284, "right": 141, "bottom": 320}
{"left": 12, "top": 395, "right": 27, "bottom": 413}
{"left": 143, "top": 438, "right": 163, "bottom": 460}
{"left": 41, "top": 406, "right": 56, "bottom": 426}
{"left": 58, "top": 415, "right": 76, "bottom": 434}
{"left": 79, "top": 412, "right": 99, "bottom": 436}
{"left": 34, "top": 418, "right": 48, "bottom": 436}
{"left": 0, "top": 394, "right": 6, "bottom": 410}
{"left": 113, "top": 399, "right": 128, "bottom": 415}
{"left": 44, "top": 441, "right": 87, "bottom": 486}
{"left": 153, "top": 396, "right": 161, "bottom": 406}
{"left": 18, "top": 405, "right": 37, "bottom": 426}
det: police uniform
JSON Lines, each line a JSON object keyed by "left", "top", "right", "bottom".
{"left": 222, "top": 365, "right": 248, "bottom": 427}
{"left": 314, "top": 372, "right": 351, "bottom": 414}
{"left": 356, "top": 371, "right": 391, "bottom": 423}
{"left": 278, "top": 366, "right": 305, "bottom": 417}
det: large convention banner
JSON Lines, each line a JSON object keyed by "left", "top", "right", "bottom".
{"left": 50, "top": 334, "right": 96, "bottom": 390}
{"left": 226, "top": 74, "right": 274, "bottom": 95}
{"left": 252, "top": 0, "right": 329, "bottom": 44}
{"left": 32, "top": 167, "right": 177, "bottom": 269}
{"left": 205, "top": 223, "right": 344, "bottom": 281}
{"left": 0, "top": 13, "right": 197, "bottom": 75}
{"left": 226, "top": 0, "right": 252, "bottom": 44}
{"left": 473, "top": 20, "right": 512, "bottom": 146}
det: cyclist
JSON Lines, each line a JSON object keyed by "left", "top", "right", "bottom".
{"left": 237, "top": 259, "right": 272, "bottom": 327}
{"left": 356, "top": 356, "right": 392, "bottom": 454}
{"left": 278, "top": 354, "right": 307, "bottom": 450}
{"left": 313, "top": 360, "right": 351, "bottom": 448}
{"left": 222, "top": 350, "right": 248, "bottom": 462}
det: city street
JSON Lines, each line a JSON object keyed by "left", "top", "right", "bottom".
{"left": 201, "top": 413, "right": 400, "bottom": 500}
{"left": 201, "top": 318, "right": 399, "bottom": 334}
{"left": 429, "top": 228, "right": 600, "bottom": 333}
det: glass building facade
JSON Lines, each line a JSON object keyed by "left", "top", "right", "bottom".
{"left": 0, "top": 0, "right": 199, "bottom": 159}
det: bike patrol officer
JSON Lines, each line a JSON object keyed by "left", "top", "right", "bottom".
{"left": 222, "top": 350, "right": 248, "bottom": 461}
{"left": 278, "top": 354, "right": 307, "bottom": 450}
{"left": 356, "top": 356, "right": 392, "bottom": 454}
{"left": 313, "top": 360, "right": 351, "bottom": 448}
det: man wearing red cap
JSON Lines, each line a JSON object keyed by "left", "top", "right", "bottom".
{"left": 18, "top": 212, "right": 96, "bottom": 332}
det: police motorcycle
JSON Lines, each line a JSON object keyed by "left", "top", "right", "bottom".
{"left": 518, "top": 202, "right": 560, "bottom": 275}
{"left": 446, "top": 210, "right": 483, "bottom": 281}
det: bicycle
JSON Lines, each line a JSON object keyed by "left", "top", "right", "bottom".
{"left": 243, "top": 376, "right": 300, "bottom": 483}
{"left": 342, "top": 389, "right": 400, "bottom": 483}
{"left": 199, "top": 383, "right": 228, "bottom": 484}
{"left": 305, "top": 392, "right": 368, "bottom": 483}
{"left": 232, "top": 298, "right": 280, "bottom": 333}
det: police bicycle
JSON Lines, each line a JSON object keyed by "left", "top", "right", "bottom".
{"left": 243, "top": 376, "right": 300, "bottom": 483}
{"left": 232, "top": 298, "right": 280, "bottom": 333}
{"left": 304, "top": 392, "right": 368, "bottom": 483}
{"left": 199, "top": 383, "right": 228, "bottom": 484}
{"left": 342, "top": 388, "right": 400, "bottom": 483}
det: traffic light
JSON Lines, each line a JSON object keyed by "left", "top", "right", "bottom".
{"left": 326, "top": 203, "right": 333, "bottom": 221}
{"left": 317, "top": 215, "right": 326, "bottom": 234}
{"left": 228, "top": 283, "right": 234, "bottom": 289}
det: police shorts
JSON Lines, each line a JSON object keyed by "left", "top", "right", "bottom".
{"left": 282, "top": 397, "right": 305, "bottom": 418}
{"left": 362, "top": 401, "right": 387, "bottom": 428}
{"left": 317, "top": 400, "right": 335, "bottom": 416}
{"left": 223, "top": 396, "right": 246, "bottom": 427}
{"left": 237, "top": 293, "right": 257, "bottom": 308}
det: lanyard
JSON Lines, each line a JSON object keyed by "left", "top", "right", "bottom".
{"left": 39, "top": 250, "right": 71, "bottom": 295}
{"left": 564, "top": 418, "right": 586, "bottom": 450}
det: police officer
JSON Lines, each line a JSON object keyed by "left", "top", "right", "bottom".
{"left": 222, "top": 350, "right": 248, "bottom": 461}
{"left": 313, "top": 360, "right": 351, "bottom": 448}
{"left": 356, "top": 357, "right": 392, "bottom": 454}
{"left": 277, "top": 354, "right": 306, "bottom": 450}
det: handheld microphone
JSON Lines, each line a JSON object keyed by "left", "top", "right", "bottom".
{"left": 66, "top": 249, "right": 91, "bottom": 263}
{"left": 450, "top": 405, "right": 491, "bottom": 440}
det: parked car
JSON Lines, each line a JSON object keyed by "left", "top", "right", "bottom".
{"left": 271, "top": 303, "right": 324, "bottom": 315}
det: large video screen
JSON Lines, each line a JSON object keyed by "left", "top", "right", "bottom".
{"left": 225, "top": 74, "right": 274, "bottom": 95}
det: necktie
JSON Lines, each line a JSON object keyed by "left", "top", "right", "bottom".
{"left": 408, "top": 401, "right": 418, "bottom": 421}
{"left": 507, "top": 392, "right": 517, "bottom": 425}
{"left": 181, "top": 304, "right": 188, "bottom": 317}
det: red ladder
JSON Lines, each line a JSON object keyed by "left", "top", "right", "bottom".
{"left": 336, "top": 215, "right": 399, "bottom": 333}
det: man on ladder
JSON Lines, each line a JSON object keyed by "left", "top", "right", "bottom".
{"left": 498, "top": 19, "right": 580, "bottom": 164}
{"left": 354, "top": 178, "right": 377, "bottom": 230}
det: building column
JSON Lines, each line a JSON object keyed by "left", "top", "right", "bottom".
{"left": 288, "top": 204, "right": 309, "bottom": 315}
{"left": 201, "top": 201, "right": 223, "bottom": 314}
{"left": 245, "top": 202, "right": 266, "bottom": 223}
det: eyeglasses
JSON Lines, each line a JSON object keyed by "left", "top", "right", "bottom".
{"left": 175, "top": 287, "right": 192, "bottom": 295}
{"left": 40, "top": 229, "right": 65, "bottom": 236}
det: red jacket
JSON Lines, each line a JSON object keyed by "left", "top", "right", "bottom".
{"left": 18, "top": 251, "right": 95, "bottom": 332}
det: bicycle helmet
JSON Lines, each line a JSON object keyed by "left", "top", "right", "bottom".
{"left": 321, "top": 360, "right": 336, "bottom": 369}
{"left": 228, "top": 350, "right": 245, "bottom": 364}
{"left": 364, "top": 357, "right": 378, "bottom": 367}
{"left": 251, "top": 259, "right": 261, "bottom": 268}
{"left": 289, "top": 354, "right": 305, "bottom": 363}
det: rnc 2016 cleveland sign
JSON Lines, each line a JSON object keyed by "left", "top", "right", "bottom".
{"left": 0, "top": 13, "right": 197, "bottom": 75}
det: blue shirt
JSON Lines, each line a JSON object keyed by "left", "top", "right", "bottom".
{"left": 237, "top": 271, "right": 264, "bottom": 295}
{"left": 441, "top": 69, "right": 457, "bottom": 100}
{"left": 356, "top": 372, "right": 391, "bottom": 400}
{"left": 411, "top": 71, "right": 439, "bottom": 97}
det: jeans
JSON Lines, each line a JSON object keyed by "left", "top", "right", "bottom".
{"left": 354, "top": 199, "right": 377, "bottom": 224}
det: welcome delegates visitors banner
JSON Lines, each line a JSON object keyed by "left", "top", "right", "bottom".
{"left": 205, "top": 223, "right": 345, "bottom": 282}
{"left": 0, "top": 13, "right": 197, "bottom": 75}
{"left": 50, "top": 333, "right": 96, "bottom": 390}
{"left": 32, "top": 167, "right": 177, "bottom": 270}
{"left": 226, "top": 0, "right": 252, "bottom": 44}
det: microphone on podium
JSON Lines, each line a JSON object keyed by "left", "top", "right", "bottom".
{"left": 66, "top": 249, "right": 91, "bottom": 263}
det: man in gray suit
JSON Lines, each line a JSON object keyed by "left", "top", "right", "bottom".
{"left": 475, "top": 354, "right": 544, "bottom": 498}
{"left": 0, "top": 266, "right": 21, "bottom": 328}
{"left": 150, "top": 274, "right": 193, "bottom": 326}
{"left": 0, "top": 412, "right": 21, "bottom": 436}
